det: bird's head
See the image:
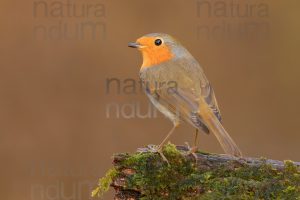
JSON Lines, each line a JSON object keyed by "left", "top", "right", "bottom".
{"left": 129, "top": 33, "right": 184, "bottom": 68}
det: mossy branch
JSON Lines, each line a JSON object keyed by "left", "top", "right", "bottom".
{"left": 93, "top": 143, "right": 300, "bottom": 200}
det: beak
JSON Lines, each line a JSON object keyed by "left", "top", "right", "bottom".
{"left": 128, "top": 42, "right": 142, "bottom": 48}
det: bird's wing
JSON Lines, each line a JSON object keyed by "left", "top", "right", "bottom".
{"left": 141, "top": 57, "right": 221, "bottom": 132}
{"left": 187, "top": 58, "right": 222, "bottom": 122}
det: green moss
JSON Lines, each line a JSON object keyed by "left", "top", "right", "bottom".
{"left": 92, "top": 168, "right": 118, "bottom": 198}
{"left": 94, "top": 143, "right": 300, "bottom": 199}
{"left": 118, "top": 143, "right": 197, "bottom": 199}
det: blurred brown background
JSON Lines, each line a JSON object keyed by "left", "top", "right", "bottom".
{"left": 0, "top": 0, "right": 299, "bottom": 199}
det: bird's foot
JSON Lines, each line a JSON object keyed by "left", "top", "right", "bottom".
{"left": 184, "top": 142, "right": 198, "bottom": 162}
{"left": 146, "top": 144, "right": 170, "bottom": 164}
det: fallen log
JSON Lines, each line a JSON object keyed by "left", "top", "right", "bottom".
{"left": 92, "top": 143, "right": 300, "bottom": 199}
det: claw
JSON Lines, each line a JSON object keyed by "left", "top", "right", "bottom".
{"left": 147, "top": 145, "right": 170, "bottom": 164}
{"left": 184, "top": 142, "right": 198, "bottom": 162}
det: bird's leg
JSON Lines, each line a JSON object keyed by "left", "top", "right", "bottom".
{"left": 185, "top": 129, "right": 199, "bottom": 152}
{"left": 158, "top": 124, "right": 178, "bottom": 150}
{"left": 194, "top": 128, "right": 199, "bottom": 148}
{"left": 183, "top": 129, "right": 200, "bottom": 162}
{"left": 146, "top": 123, "right": 178, "bottom": 164}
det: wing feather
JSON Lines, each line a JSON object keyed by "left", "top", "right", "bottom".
{"left": 140, "top": 56, "right": 221, "bottom": 133}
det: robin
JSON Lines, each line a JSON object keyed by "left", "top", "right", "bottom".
{"left": 128, "top": 33, "right": 242, "bottom": 157}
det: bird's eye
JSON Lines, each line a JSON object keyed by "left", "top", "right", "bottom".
{"left": 154, "top": 39, "right": 162, "bottom": 46}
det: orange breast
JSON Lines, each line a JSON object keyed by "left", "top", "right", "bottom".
{"left": 137, "top": 37, "right": 174, "bottom": 68}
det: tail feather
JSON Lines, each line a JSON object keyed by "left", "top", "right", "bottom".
{"left": 199, "top": 99, "right": 242, "bottom": 157}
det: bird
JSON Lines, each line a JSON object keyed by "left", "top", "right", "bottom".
{"left": 128, "top": 33, "right": 242, "bottom": 157}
